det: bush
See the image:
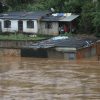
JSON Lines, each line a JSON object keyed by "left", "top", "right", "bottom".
{"left": 64, "top": 32, "right": 73, "bottom": 36}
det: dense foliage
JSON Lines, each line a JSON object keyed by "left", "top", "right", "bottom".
{"left": 1, "top": 0, "right": 100, "bottom": 36}
{"left": 0, "top": 2, "right": 3, "bottom": 13}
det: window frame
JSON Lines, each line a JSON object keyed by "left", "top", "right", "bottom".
{"left": 27, "top": 20, "right": 34, "bottom": 28}
{"left": 4, "top": 20, "right": 11, "bottom": 28}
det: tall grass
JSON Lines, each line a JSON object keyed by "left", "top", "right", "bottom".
{"left": 0, "top": 33, "right": 47, "bottom": 41}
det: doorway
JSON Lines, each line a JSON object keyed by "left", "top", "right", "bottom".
{"left": 59, "top": 22, "right": 69, "bottom": 35}
{"left": 18, "top": 20, "right": 23, "bottom": 32}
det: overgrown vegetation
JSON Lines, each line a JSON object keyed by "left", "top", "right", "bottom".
{"left": 0, "top": 33, "right": 50, "bottom": 41}
{"left": 0, "top": 0, "right": 100, "bottom": 36}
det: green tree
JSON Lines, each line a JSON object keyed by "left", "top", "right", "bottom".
{"left": 79, "top": 1, "right": 96, "bottom": 34}
{"left": 62, "top": 0, "right": 82, "bottom": 13}
{"left": 0, "top": 2, "right": 3, "bottom": 13}
{"left": 92, "top": 0, "right": 100, "bottom": 36}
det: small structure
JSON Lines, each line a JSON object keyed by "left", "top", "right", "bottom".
{"left": 0, "top": 12, "right": 79, "bottom": 35}
{"left": 41, "top": 13, "right": 79, "bottom": 35}
{"left": 21, "top": 36, "right": 97, "bottom": 60}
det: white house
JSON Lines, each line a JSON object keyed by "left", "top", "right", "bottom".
{"left": 0, "top": 11, "right": 79, "bottom": 35}
{"left": 0, "top": 11, "right": 51, "bottom": 34}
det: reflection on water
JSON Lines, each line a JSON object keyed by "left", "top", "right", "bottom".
{"left": 0, "top": 57, "right": 100, "bottom": 100}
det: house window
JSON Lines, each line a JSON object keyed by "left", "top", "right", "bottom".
{"left": 4, "top": 20, "right": 11, "bottom": 28}
{"left": 27, "top": 20, "right": 34, "bottom": 28}
{"left": 45, "top": 22, "right": 52, "bottom": 29}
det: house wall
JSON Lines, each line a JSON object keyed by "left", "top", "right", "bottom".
{"left": 40, "top": 22, "right": 59, "bottom": 35}
{"left": 1, "top": 20, "right": 18, "bottom": 32}
{"left": 23, "top": 20, "right": 38, "bottom": 33}
{"left": 55, "top": 47, "right": 77, "bottom": 60}
{"left": 96, "top": 41, "right": 100, "bottom": 60}
{"left": 47, "top": 48, "right": 77, "bottom": 60}
{"left": 0, "top": 19, "right": 2, "bottom": 32}
{"left": 48, "top": 44, "right": 96, "bottom": 60}
{"left": 47, "top": 49, "right": 64, "bottom": 59}
{"left": 76, "top": 44, "right": 96, "bottom": 59}
{"left": 0, "top": 48, "right": 21, "bottom": 57}
{"left": 1, "top": 19, "right": 38, "bottom": 33}
{"left": 37, "top": 21, "right": 41, "bottom": 34}
{"left": 64, "top": 52, "right": 76, "bottom": 60}
{"left": 96, "top": 41, "right": 100, "bottom": 56}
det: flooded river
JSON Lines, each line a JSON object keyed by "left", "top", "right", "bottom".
{"left": 0, "top": 57, "right": 100, "bottom": 100}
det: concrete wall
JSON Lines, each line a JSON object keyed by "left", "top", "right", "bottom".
{"left": 64, "top": 52, "right": 76, "bottom": 60}
{"left": 40, "top": 22, "right": 59, "bottom": 35}
{"left": 0, "top": 48, "right": 21, "bottom": 57}
{"left": 0, "top": 19, "right": 38, "bottom": 33}
{"left": 48, "top": 49, "right": 64, "bottom": 59}
{"left": 0, "top": 40, "right": 34, "bottom": 48}
{"left": 48, "top": 49, "right": 77, "bottom": 60}
{"left": 48, "top": 44, "right": 97, "bottom": 60}
{"left": 76, "top": 44, "right": 96, "bottom": 59}
{"left": 96, "top": 41, "right": 100, "bottom": 56}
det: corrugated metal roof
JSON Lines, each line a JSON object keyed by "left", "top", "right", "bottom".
{"left": 0, "top": 11, "right": 51, "bottom": 20}
{"left": 28, "top": 36, "right": 97, "bottom": 49}
{"left": 41, "top": 14, "right": 79, "bottom": 22}
{"left": 59, "top": 15, "right": 79, "bottom": 22}
{"left": 41, "top": 16, "right": 63, "bottom": 21}
{"left": 0, "top": 12, "right": 79, "bottom": 21}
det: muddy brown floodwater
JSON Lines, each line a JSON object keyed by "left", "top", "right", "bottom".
{"left": 0, "top": 56, "right": 100, "bottom": 100}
